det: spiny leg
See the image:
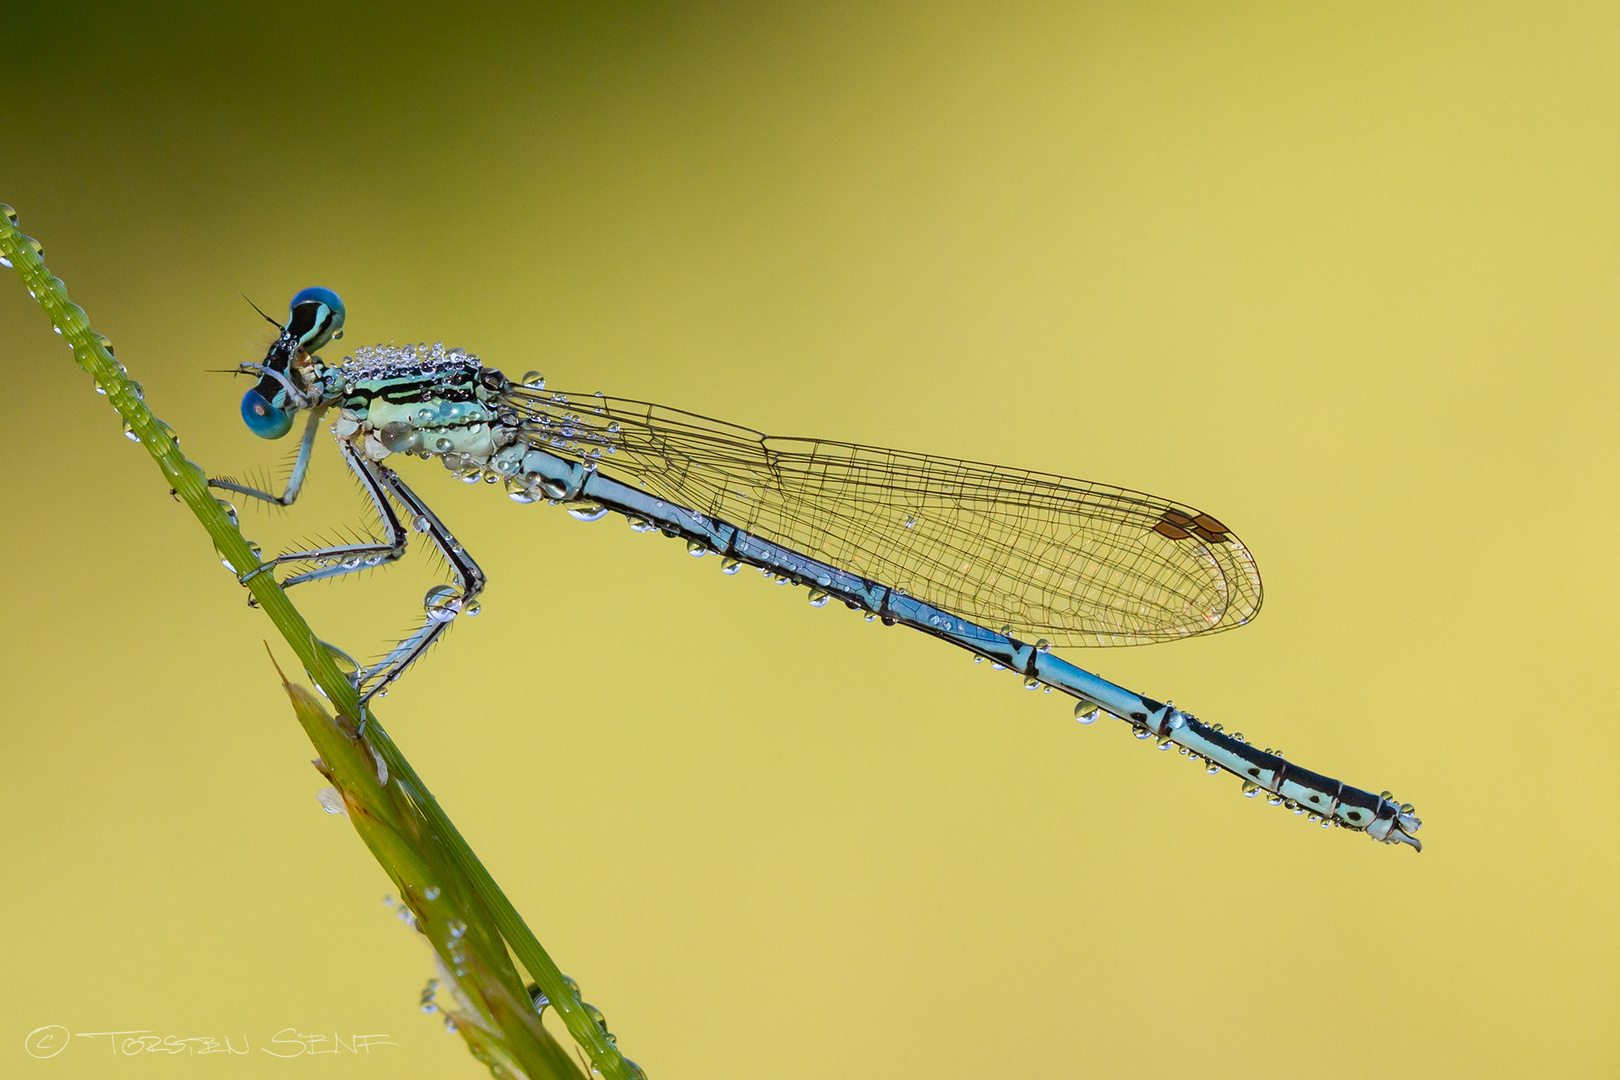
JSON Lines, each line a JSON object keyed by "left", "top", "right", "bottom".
{"left": 275, "top": 440, "right": 412, "bottom": 589}
{"left": 209, "top": 405, "right": 328, "bottom": 507}
{"left": 236, "top": 436, "right": 410, "bottom": 591}
{"left": 354, "top": 464, "right": 486, "bottom": 706}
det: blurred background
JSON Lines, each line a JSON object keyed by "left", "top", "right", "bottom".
{"left": 2, "top": 2, "right": 1616, "bottom": 1076}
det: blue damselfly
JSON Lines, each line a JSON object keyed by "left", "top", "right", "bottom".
{"left": 218, "top": 288, "right": 1422, "bottom": 850}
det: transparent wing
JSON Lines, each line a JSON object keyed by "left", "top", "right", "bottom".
{"left": 506, "top": 387, "right": 1262, "bottom": 646}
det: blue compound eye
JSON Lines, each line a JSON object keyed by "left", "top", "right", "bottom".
{"left": 287, "top": 286, "right": 346, "bottom": 353}
{"left": 241, "top": 387, "right": 294, "bottom": 439}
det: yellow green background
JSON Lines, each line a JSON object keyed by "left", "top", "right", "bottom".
{"left": 3, "top": 3, "right": 1615, "bottom": 1076}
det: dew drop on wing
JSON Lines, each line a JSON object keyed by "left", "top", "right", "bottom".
{"left": 808, "top": 589, "right": 829, "bottom": 607}
{"left": 569, "top": 503, "right": 608, "bottom": 521}
{"left": 720, "top": 557, "right": 740, "bottom": 574}
{"left": 521, "top": 370, "right": 545, "bottom": 389}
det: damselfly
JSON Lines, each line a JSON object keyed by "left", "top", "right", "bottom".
{"left": 218, "top": 288, "right": 1422, "bottom": 850}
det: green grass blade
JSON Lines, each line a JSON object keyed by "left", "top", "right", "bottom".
{"left": 0, "top": 204, "right": 641, "bottom": 1080}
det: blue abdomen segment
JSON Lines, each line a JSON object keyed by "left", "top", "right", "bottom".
{"left": 517, "top": 445, "right": 1419, "bottom": 848}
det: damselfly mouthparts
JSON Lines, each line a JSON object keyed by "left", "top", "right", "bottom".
{"left": 217, "top": 288, "right": 1422, "bottom": 850}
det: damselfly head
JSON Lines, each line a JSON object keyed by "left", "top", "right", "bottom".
{"left": 238, "top": 287, "right": 346, "bottom": 438}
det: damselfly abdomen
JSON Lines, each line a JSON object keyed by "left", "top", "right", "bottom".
{"left": 217, "top": 288, "right": 1422, "bottom": 850}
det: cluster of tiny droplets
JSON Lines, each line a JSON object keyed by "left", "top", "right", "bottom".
{"left": 338, "top": 341, "right": 479, "bottom": 377}
{"left": 516, "top": 394, "right": 621, "bottom": 466}
{"left": 382, "top": 893, "right": 420, "bottom": 932}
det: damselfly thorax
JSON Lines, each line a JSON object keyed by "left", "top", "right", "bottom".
{"left": 215, "top": 289, "right": 1422, "bottom": 851}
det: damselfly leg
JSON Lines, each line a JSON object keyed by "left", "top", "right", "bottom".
{"left": 214, "top": 418, "right": 484, "bottom": 703}
{"left": 209, "top": 405, "right": 328, "bottom": 507}
{"left": 355, "top": 464, "right": 486, "bottom": 704}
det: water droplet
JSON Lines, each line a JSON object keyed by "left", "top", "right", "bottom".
{"left": 863, "top": 612, "right": 877, "bottom": 622}
{"left": 1242, "top": 781, "right": 1260, "bottom": 797}
{"left": 379, "top": 421, "right": 416, "bottom": 453}
{"left": 447, "top": 919, "right": 468, "bottom": 939}
{"left": 1157, "top": 736, "right": 1174, "bottom": 750}
{"left": 319, "top": 640, "right": 361, "bottom": 685}
{"left": 464, "top": 603, "right": 480, "bottom": 616}
{"left": 1380, "top": 791, "right": 1393, "bottom": 801}
{"left": 816, "top": 573, "right": 832, "bottom": 587}
{"left": 122, "top": 419, "right": 140, "bottom": 441}
{"left": 1023, "top": 676, "right": 1040, "bottom": 690}
{"left": 522, "top": 370, "right": 545, "bottom": 388}
{"left": 569, "top": 504, "right": 609, "bottom": 522}
{"left": 0, "top": 203, "right": 14, "bottom": 225}
{"left": 215, "top": 499, "right": 239, "bottom": 526}
{"left": 1267, "top": 794, "right": 1284, "bottom": 806}
{"left": 991, "top": 662, "right": 1005, "bottom": 670}
{"left": 1400, "top": 802, "right": 1415, "bottom": 814}
{"left": 686, "top": 540, "right": 707, "bottom": 557}
{"left": 424, "top": 585, "right": 461, "bottom": 622}
{"left": 1035, "top": 638, "right": 1050, "bottom": 652}
{"left": 808, "top": 589, "right": 829, "bottom": 607}
{"left": 904, "top": 514, "right": 916, "bottom": 528}
{"left": 424, "top": 885, "right": 441, "bottom": 901}
{"left": 1205, "top": 762, "right": 1220, "bottom": 774}
{"left": 1232, "top": 732, "right": 1245, "bottom": 743}
{"left": 1074, "top": 703, "right": 1100, "bottom": 724}
{"left": 719, "top": 557, "right": 741, "bottom": 574}
{"left": 1133, "top": 728, "right": 1152, "bottom": 739}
